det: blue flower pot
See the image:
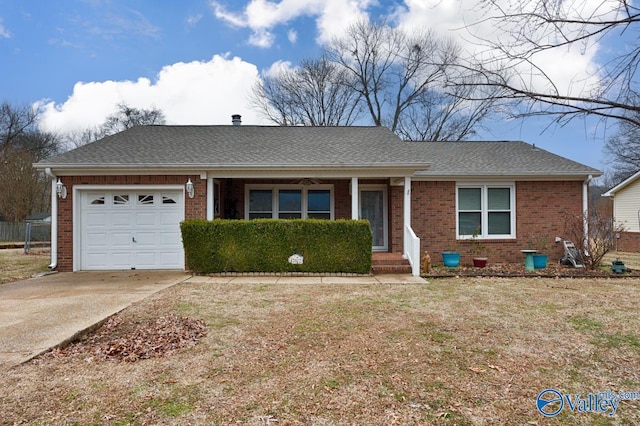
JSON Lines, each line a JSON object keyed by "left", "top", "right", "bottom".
{"left": 533, "top": 254, "right": 548, "bottom": 269}
{"left": 442, "top": 251, "right": 461, "bottom": 267}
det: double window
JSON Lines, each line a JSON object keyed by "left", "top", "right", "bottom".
{"left": 247, "top": 185, "right": 333, "bottom": 220}
{"left": 457, "top": 183, "right": 515, "bottom": 238}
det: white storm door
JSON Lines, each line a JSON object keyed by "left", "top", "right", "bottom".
{"left": 360, "top": 186, "right": 388, "bottom": 251}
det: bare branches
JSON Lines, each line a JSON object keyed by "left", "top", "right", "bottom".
{"left": 250, "top": 57, "right": 364, "bottom": 126}
{"left": 466, "top": 0, "right": 640, "bottom": 128}
{"left": 101, "top": 103, "right": 166, "bottom": 136}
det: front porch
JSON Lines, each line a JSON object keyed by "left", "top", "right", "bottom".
{"left": 204, "top": 176, "right": 421, "bottom": 276}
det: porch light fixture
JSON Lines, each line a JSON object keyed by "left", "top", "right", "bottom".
{"left": 56, "top": 179, "right": 67, "bottom": 199}
{"left": 186, "top": 178, "right": 195, "bottom": 198}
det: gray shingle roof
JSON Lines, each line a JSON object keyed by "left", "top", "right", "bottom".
{"left": 38, "top": 125, "right": 428, "bottom": 169}
{"left": 36, "top": 125, "right": 601, "bottom": 178}
{"left": 413, "top": 141, "right": 601, "bottom": 178}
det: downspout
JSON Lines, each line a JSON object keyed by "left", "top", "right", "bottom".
{"left": 583, "top": 174, "right": 593, "bottom": 255}
{"left": 44, "top": 168, "right": 58, "bottom": 270}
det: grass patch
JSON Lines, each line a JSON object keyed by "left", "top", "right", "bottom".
{"left": 4, "top": 277, "right": 640, "bottom": 424}
{"left": 0, "top": 248, "right": 50, "bottom": 284}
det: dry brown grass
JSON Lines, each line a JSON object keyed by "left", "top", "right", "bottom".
{"left": 2, "top": 277, "right": 640, "bottom": 425}
{"left": 0, "top": 248, "right": 50, "bottom": 284}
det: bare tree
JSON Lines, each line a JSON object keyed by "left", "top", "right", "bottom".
{"left": 563, "top": 209, "right": 624, "bottom": 270}
{"left": 468, "top": 0, "right": 640, "bottom": 128}
{"left": 60, "top": 103, "right": 167, "bottom": 150}
{"left": 604, "top": 114, "right": 640, "bottom": 182}
{"left": 0, "top": 102, "right": 60, "bottom": 221}
{"left": 101, "top": 103, "right": 166, "bottom": 136}
{"left": 251, "top": 57, "right": 364, "bottom": 126}
{"left": 325, "top": 20, "right": 497, "bottom": 140}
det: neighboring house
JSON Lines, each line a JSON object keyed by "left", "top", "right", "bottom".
{"left": 25, "top": 213, "right": 52, "bottom": 223}
{"left": 603, "top": 170, "right": 640, "bottom": 252}
{"left": 34, "top": 119, "right": 601, "bottom": 275}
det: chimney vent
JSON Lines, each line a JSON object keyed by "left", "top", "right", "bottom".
{"left": 231, "top": 114, "right": 242, "bottom": 126}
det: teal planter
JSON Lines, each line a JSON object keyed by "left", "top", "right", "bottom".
{"left": 442, "top": 251, "right": 461, "bottom": 267}
{"left": 533, "top": 254, "right": 548, "bottom": 269}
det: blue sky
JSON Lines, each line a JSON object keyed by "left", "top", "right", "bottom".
{"left": 0, "top": 0, "right": 617, "bottom": 170}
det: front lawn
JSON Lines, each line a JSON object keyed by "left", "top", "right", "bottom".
{"left": 3, "top": 277, "right": 640, "bottom": 424}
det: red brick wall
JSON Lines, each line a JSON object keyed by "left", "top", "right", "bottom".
{"left": 55, "top": 175, "right": 207, "bottom": 271}
{"left": 617, "top": 232, "right": 640, "bottom": 252}
{"left": 397, "top": 180, "right": 585, "bottom": 266}
{"left": 55, "top": 175, "right": 588, "bottom": 271}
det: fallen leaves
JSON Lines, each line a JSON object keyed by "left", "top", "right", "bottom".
{"left": 43, "top": 314, "right": 207, "bottom": 362}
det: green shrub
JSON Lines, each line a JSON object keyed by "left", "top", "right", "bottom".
{"left": 181, "top": 219, "right": 372, "bottom": 274}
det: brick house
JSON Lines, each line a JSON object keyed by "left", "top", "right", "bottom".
{"left": 35, "top": 121, "right": 601, "bottom": 275}
{"left": 603, "top": 170, "right": 640, "bottom": 252}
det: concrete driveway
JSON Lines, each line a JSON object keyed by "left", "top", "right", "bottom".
{"left": 0, "top": 271, "right": 191, "bottom": 370}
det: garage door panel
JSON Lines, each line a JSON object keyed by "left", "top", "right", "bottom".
{"left": 85, "top": 232, "right": 108, "bottom": 247}
{"left": 81, "top": 190, "right": 183, "bottom": 270}
{"left": 86, "top": 212, "right": 108, "bottom": 226}
{"left": 111, "top": 232, "right": 133, "bottom": 248}
{"left": 134, "top": 232, "right": 157, "bottom": 246}
{"left": 85, "top": 252, "right": 108, "bottom": 268}
{"left": 159, "top": 211, "right": 181, "bottom": 225}
{"left": 135, "top": 212, "right": 157, "bottom": 226}
{"left": 159, "top": 231, "right": 181, "bottom": 245}
{"left": 110, "top": 252, "right": 134, "bottom": 268}
{"left": 135, "top": 252, "right": 157, "bottom": 268}
{"left": 160, "top": 252, "right": 182, "bottom": 266}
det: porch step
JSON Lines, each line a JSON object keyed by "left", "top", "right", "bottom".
{"left": 371, "top": 253, "right": 412, "bottom": 274}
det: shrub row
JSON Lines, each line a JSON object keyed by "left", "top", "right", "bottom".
{"left": 180, "top": 219, "right": 372, "bottom": 274}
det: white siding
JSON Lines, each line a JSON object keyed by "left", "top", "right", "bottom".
{"left": 614, "top": 182, "right": 640, "bottom": 232}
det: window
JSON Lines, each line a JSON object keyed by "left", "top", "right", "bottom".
{"left": 247, "top": 185, "right": 333, "bottom": 219}
{"left": 457, "top": 184, "right": 515, "bottom": 238}
{"left": 90, "top": 196, "right": 105, "bottom": 205}
{"left": 113, "top": 195, "right": 130, "bottom": 205}
{"left": 137, "top": 194, "right": 154, "bottom": 205}
{"left": 307, "top": 190, "right": 331, "bottom": 219}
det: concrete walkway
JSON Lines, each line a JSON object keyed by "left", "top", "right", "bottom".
{"left": 0, "top": 272, "right": 426, "bottom": 370}
{"left": 0, "top": 271, "right": 190, "bottom": 370}
{"left": 187, "top": 274, "right": 428, "bottom": 285}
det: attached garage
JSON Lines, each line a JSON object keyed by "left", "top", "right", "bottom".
{"left": 75, "top": 187, "right": 184, "bottom": 271}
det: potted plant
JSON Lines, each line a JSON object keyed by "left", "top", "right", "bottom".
{"left": 441, "top": 250, "right": 461, "bottom": 267}
{"left": 528, "top": 234, "right": 549, "bottom": 269}
{"left": 469, "top": 228, "right": 489, "bottom": 268}
{"left": 441, "top": 238, "right": 461, "bottom": 267}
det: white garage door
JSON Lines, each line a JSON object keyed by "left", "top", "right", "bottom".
{"left": 80, "top": 190, "right": 184, "bottom": 270}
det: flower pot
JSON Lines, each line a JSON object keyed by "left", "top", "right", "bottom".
{"left": 472, "top": 257, "right": 488, "bottom": 268}
{"left": 441, "top": 251, "right": 460, "bottom": 267}
{"left": 533, "top": 254, "right": 548, "bottom": 269}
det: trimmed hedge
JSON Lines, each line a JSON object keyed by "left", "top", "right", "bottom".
{"left": 181, "top": 219, "right": 372, "bottom": 274}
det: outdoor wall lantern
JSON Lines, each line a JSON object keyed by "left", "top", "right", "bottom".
{"left": 186, "top": 178, "right": 195, "bottom": 198}
{"left": 56, "top": 178, "right": 67, "bottom": 199}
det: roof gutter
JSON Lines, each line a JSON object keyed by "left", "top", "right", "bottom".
{"left": 44, "top": 168, "right": 58, "bottom": 270}
{"left": 583, "top": 174, "right": 593, "bottom": 254}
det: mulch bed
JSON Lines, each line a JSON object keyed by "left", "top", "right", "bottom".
{"left": 424, "top": 261, "right": 639, "bottom": 278}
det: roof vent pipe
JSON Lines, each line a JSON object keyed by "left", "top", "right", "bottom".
{"left": 231, "top": 114, "right": 242, "bottom": 126}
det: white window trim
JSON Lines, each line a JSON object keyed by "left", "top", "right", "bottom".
{"left": 244, "top": 184, "right": 334, "bottom": 220}
{"left": 456, "top": 182, "right": 516, "bottom": 240}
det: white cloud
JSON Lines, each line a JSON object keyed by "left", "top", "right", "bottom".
{"left": 210, "top": 0, "right": 373, "bottom": 47}
{"left": 186, "top": 13, "right": 203, "bottom": 27}
{"left": 0, "top": 18, "right": 11, "bottom": 38}
{"left": 37, "top": 55, "right": 265, "bottom": 134}
{"left": 287, "top": 28, "right": 297, "bottom": 44}
{"left": 392, "top": 0, "right": 609, "bottom": 99}
{"left": 263, "top": 60, "right": 294, "bottom": 77}
{"left": 248, "top": 28, "right": 275, "bottom": 48}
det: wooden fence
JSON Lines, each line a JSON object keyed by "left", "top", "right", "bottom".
{"left": 0, "top": 222, "right": 51, "bottom": 242}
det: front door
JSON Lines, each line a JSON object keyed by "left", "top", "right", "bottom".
{"left": 360, "top": 186, "right": 388, "bottom": 251}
